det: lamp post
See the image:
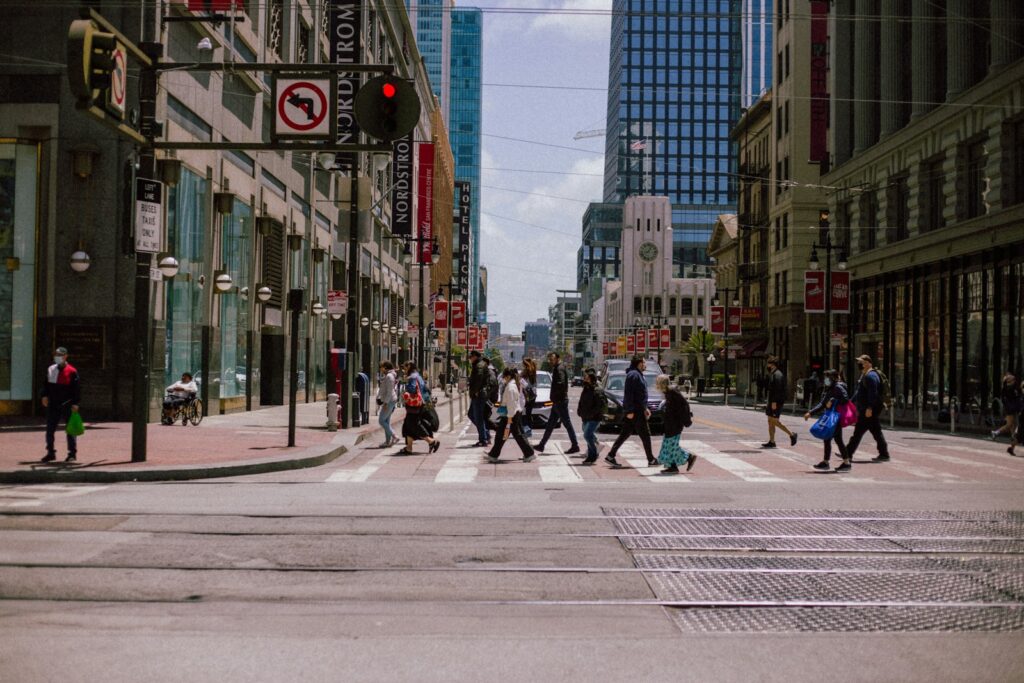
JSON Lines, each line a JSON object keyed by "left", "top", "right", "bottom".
{"left": 402, "top": 237, "right": 440, "bottom": 373}
{"left": 809, "top": 210, "right": 848, "bottom": 370}
{"left": 713, "top": 288, "right": 739, "bottom": 405}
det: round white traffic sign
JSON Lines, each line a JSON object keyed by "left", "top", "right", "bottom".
{"left": 275, "top": 79, "right": 331, "bottom": 137}
{"left": 109, "top": 45, "right": 127, "bottom": 116}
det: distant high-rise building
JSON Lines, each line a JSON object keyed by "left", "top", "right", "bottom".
{"left": 603, "top": 0, "right": 743, "bottom": 273}
{"left": 410, "top": 0, "right": 452, "bottom": 117}
{"left": 523, "top": 320, "right": 552, "bottom": 359}
{"left": 450, "top": 8, "right": 484, "bottom": 322}
{"left": 741, "top": 0, "right": 773, "bottom": 107}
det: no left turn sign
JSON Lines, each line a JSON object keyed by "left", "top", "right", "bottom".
{"left": 108, "top": 44, "right": 127, "bottom": 119}
{"left": 274, "top": 77, "right": 333, "bottom": 139}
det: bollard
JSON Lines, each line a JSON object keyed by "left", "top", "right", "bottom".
{"left": 950, "top": 398, "right": 957, "bottom": 435}
{"left": 448, "top": 387, "right": 454, "bottom": 432}
{"left": 326, "top": 393, "right": 339, "bottom": 432}
{"left": 352, "top": 392, "right": 362, "bottom": 427}
{"left": 917, "top": 394, "right": 923, "bottom": 432}
{"left": 890, "top": 400, "right": 895, "bottom": 429}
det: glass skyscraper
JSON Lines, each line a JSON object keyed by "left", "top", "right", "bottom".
{"left": 410, "top": 0, "right": 452, "bottom": 113}
{"left": 741, "top": 0, "right": 772, "bottom": 107}
{"left": 603, "top": 0, "right": 743, "bottom": 274}
{"left": 449, "top": 8, "right": 484, "bottom": 321}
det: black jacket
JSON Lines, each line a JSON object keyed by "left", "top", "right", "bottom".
{"left": 42, "top": 362, "right": 81, "bottom": 407}
{"left": 767, "top": 369, "right": 787, "bottom": 405}
{"left": 662, "top": 389, "right": 691, "bottom": 437}
{"left": 550, "top": 363, "right": 570, "bottom": 402}
{"left": 808, "top": 381, "right": 849, "bottom": 416}
{"left": 468, "top": 360, "right": 487, "bottom": 398}
{"left": 850, "top": 369, "right": 882, "bottom": 412}
{"left": 577, "top": 384, "right": 605, "bottom": 421}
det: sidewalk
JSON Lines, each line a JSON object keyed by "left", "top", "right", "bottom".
{"left": 0, "top": 392, "right": 466, "bottom": 484}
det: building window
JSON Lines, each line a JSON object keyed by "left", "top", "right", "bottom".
{"left": 782, "top": 212, "right": 789, "bottom": 249}
{"left": 784, "top": 101, "right": 790, "bottom": 135}
{"left": 774, "top": 272, "right": 781, "bottom": 306}
{"left": 267, "top": 0, "right": 284, "bottom": 60}
{"left": 1005, "top": 118, "right": 1024, "bottom": 207}
{"left": 297, "top": 23, "right": 310, "bottom": 64}
{"left": 920, "top": 156, "right": 945, "bottom": 232}
{"left": 669, "top": 297, "right": 677, "bottom": 316}
{"left": 774, "top": 216, "right": 781, "bottom": 251}
{"left": 888, "top": 174, "right": 910, "bottom": 242}
{"left": 782, "top": 270, "right": 789, "bottom": 303}
{"left": 634, "top": 296, "right": 642, "bottom": 314}
{"left": 681, "top": 297, "right": 693, "bottom": 316}
{"left": 860, "top": 190, "right": 879, "bottom": 251}
{"left": 654, "top": 297, "right": 663, "bottom": 315}
{"left": 960, "top": 139, "right": 987, "bottom": 220}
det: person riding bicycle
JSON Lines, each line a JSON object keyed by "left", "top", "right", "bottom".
{"left": 162, "top": 372, "right": 198, "bottom": 425}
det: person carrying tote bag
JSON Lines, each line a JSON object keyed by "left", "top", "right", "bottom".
{"left": 398, "top": 361, "right": 440, "bottom": 455}
{"left": 803, "top": 369, "right": 852, "bottom": 472}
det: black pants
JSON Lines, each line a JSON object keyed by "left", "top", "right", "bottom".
{"left": 489, "top": 413, "right": 533, "bottom": 459}
{"left": 45, "top": 404, "right": 77, "bottom": 456}
{"left": 608, "top": 412, "right": 653, "bottom": 461}
{"left": 846, "top": 413, "right": 889, "bottom": 459}
{"left": 538, "top": 399, "right": 579, "bottom": 449}
{"left": 823, "top": 426, "right": 848, "bottom": 461}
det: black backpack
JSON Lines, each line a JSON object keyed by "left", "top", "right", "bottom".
{"left": 486, "top": 369, "right": 499, "bottom": 403}
{"left": 523, "top": 379, "right": 537, "bottom": 404}
{"left": 678, "top": 391, "right": 693, "bottom": 428}
{"left": 593, "top": 388, "right": 609, "bottom": 417}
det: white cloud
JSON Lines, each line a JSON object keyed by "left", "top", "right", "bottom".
{"left": 528, "top": 0, "right": 613, "bottom": 42}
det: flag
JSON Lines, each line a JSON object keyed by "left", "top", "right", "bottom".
{"left": 630, "top": 139, "right": 647, "bottom": 151}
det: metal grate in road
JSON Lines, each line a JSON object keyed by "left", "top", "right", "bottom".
{"left": 633, "top": 554, "right": 1024, "bottom": 573}
{"left": 604, "top": 508, "right": 1024, "bottom": 522}
{"left": 621, "top": 534, "right": 1024, "bottom": 553}
{"left": 666, "top": 606, "right": 1024, "bottom": 633}
{"left": 609, "top": 517, "right": 1024, "bottom": 540}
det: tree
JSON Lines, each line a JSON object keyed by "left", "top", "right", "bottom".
{"left": 681, "top": 329, "right": 717, "bottom": 377}
{"left": 485, "top": 347, "right": 505, "bottom": 372}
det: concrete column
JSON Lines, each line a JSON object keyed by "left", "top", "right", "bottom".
{"left": 911, "top": 0, "right": 941, "bottom": 118}
{"left": 990, "top": 0, "right": 1023, "bottom": 70}
{"left": 833, "top": 0, "right": 855, "bottom": 165}
{"left": 946, "top": 0, "right": 974, "bottom": 100}
{"left": 854, "top": 0, "right": 880, "bottom": 153}
{"left": 880, "top": 0, "right": 906, "bottom": 136}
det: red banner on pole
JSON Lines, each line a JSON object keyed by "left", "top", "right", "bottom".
{"left": 601, "top": 341, "right": 608, "bottom": 355}
{"left": 626, "top": 335, "right": 635, "bottom": 354}
{"left": 648, "top": 328, "right": 659, "bottom": 350}
{"left": 481, "top": 325, "right": 489, "bottom": 345}
{"left": 805, "top": 271, "right": 826, "bottom": 313}
{"left": 831, "top": 271, "right": 851, "bottom": 313}
{"left": 467, "top": 326, "right": 479, "bottom": 350}
{"left": 456, "top": 328, "right": 467, "bottom": 346}
{"left": 659, "top": 327, "right": 671, "bottom": 349}
{"left": 710, "top": 306, "right": 725, "bottom": 334}
{"left": 416, "top": 143, "right": 435, "bottom": 264}
{"left": 451, "top": 301, "right": 467, "bottom": 329}
{"left": 636, "top": 330, "right": 647, "bottom": 353}
{"left": 433, "top": 300, "right": 448, "bottom": 330}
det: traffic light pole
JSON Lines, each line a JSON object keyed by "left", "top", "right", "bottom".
{"left": 345, "top": 170, "right": 359, "bottom": 428}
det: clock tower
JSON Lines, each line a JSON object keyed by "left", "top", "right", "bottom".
{"left": 619, "top": 196, "right": 673, "bottom": 329}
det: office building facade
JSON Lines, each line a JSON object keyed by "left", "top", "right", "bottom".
{"left": 409, "top": 0, "right": 452, "bottom": 115}
{"left": 741, "top": 0, "right": 773, "bottom": 107}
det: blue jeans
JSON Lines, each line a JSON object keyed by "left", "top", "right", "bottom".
{"left": 582, "top": 420, "right": 600, "bottom": 460}
{"left": 470, "top": 395, "right": 490, "bottom": 443}
{"left": 379, "top": 401, "right": 396, "bottom": 442}
{"left": 539, "top": 399, "right": 578, "bottom": 449}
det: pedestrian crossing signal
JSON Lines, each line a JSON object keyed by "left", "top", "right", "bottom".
{"left": 354, "top": 76, "right": 421, "bottom": 142}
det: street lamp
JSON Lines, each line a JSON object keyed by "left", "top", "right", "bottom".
{"left": 713, "top": 287, "right": 739, "bottom": 404}
{"left": 810, "top": 210, "right": 849, "bottom": 369}
{"left": 157, "top": 254, "right": 180, "bottom": 279}
{"left": 312, "top": 300, "right": 326, "bottom": 317}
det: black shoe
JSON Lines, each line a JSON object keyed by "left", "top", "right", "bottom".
{"left": 686, "top": 454, "right": 698, "bottom": 472}
{"left": 565, "top": 445, "right": 580, "bottom": 454}
{"left": 40, "top": 453, "right": 56, "bottom": 462}
{"left": 647, "top": 458, "right": 658, "bottom": 467}
{"left": 1009, "top": 446, "right": 1017, "bottom": 456}
{"left": 813, "top": 460, "right": 831, "bottom": 470}
{"left": 871, "top": 455, "right": 890, "bottom": 463}
{"left": 523, "top": 453, "right": 537, "bottom": 463}
{"left": 835, "top": 461, "right": 852, "bottom": 472}
{"left": 580, "top": 457, "right": 597, "bottom": 465}
{"left": 65, "top": 454, "right": 77, "bottom": 463}
{"left": 661, "top": 464, "right": 679, "bottom": 474}
{"left": 487, "top": 455, "right": 499, "bottom": 463}
{"left": 472, "top": 441, "right": 486, "bottom": 447}
{"left": 790, "top": 433, "right": 798, "bottom": 447}
{"left": 760, "top": 442, "right": 777, "bottom": 449}
{"left": 534, "top": 443, "right": 545, "bottom": 452}
{"left": 429, "top": 440, "right": 441, "bottom": 453}
{"left": 604, "top": 455, "right": 622, "bottom": 468}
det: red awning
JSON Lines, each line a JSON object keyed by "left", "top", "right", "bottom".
{"left": 735, "top": 338, "right": 768, "bottom": 359}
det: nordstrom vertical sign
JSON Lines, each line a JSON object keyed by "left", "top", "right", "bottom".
{"left": 455, "top": 180, "right": 471, "bottom": 298}
{"left": 330, "top": 0, "right": 361, "bottom": 170}
{"left": 391, "top": 133, "right": 414, "bottom": 236}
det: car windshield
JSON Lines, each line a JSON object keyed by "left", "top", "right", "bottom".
{"left": 606, "top": 371, "right": 660, "bottom": 391}
{"left": 534, "top": 372, "right": 552, "bottom": 388}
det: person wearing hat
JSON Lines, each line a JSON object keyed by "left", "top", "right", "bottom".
{"left": 846, "top": 354, "right": 890, "bottom": 463}
{"left": 40, "top": 346, "right": 81, "bottom": 462}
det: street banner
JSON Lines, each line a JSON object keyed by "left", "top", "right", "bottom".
{"left": 468, "top": 326, "right": 479, "bottom": 350}
{"left": 416, "top": 143, "right": 435, "bottom": 264}
{"left": 327, "top": 290, "right": 348, "bottom": 316}
{"left": 616, "top": 336, "right": 627, "bottom": 355}
{"left": 407, "top": 323, "right": 418, "bottom": 336}
{"left": 636, "top": 330, "right": 646, "bottom": 353}
{"left": 710, "top": 306, "right": 741, "bottom": 335}
{"left": 329, "top": 0, "right": 361, "bottom": 172}
{"left": 455, "top": 180, "right": 472, "bottom": 298}
{"left": 741, "top": 307, "right": 763, "bottom": 323}
{"left": 602, "top": 341, "right": 609, "bottom": 355}
{"left": 456, "top": 328, "right": 468, "bottom": 346}
{"left": 831, "top": 271, "right": 851, "bottom": 313}
{"left": 648, "top": 328, "right": 659, "bottom": 350}
{"left": 659, "top": 327, "right": 671, "bottom": 349}
{"left": 451, "top": 301, "right": 467, "bottom": 329}
{"left": 391, "top": 133, "right": 414, "bottom": 236}
{"left": 433, "top": 300, "right": 448, "bottom": 330}
{"left": 626, "top": 335, "right": 635, "bottom": 354}
{"left": 809, "top": 0, "right": 830, "bottom": 163}
{"left": 481, "top": 325, "right": 489, "bottom": 345}
{"left": 805, "top": 271, "right": 826, "bottom": 313}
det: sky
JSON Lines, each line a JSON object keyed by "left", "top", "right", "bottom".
{"left": 474, "top": 1, "right": 613, "bottom": 334}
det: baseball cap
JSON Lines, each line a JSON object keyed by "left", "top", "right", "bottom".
{"left": 856, "top": 354, "right": 872, "bottom": 364}
{"left": 55, "top": 346, "right": 68, "bottom": 355}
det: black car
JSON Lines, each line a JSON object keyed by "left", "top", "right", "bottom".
{"left": 598, "top": 370, "right": 665, "bottom": 432}
{"left": 571, "top": 375, "right": 583, "bottom": 387}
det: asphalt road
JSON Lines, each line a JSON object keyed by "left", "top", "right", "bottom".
{"left": 2, "top": 392, "right": 1023, "bottom": 682}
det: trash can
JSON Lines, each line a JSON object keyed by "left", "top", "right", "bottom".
{"left": 696, "top": 377, "right": 706, "bottom": 396}
{"left": 356, "top": 372, "right": 370, "bottom": 426}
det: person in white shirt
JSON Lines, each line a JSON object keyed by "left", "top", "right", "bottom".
{"left": 486, "top": 367, "right": 536, "bottom": 463}
{"left": 162, "top": 372, "right": 198, "bottom": 425}
{"left": 376, "top": 361, "right": 399, "bottom": 447}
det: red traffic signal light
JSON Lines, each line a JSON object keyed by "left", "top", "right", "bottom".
{"left": 382, "top": 82, "right": 397, "bottom": 99}
{"left": 354, "top": 75, "right": 421, "bottom": 142}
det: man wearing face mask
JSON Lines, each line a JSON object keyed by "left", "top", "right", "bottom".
{"left": 40, "top": 346, "right": 81, "bottom": 462}
{"left": 846, "top": 354, "right": 890, "bottom": 463}
{"left": 762, "top": 356, "right": 797, "bottom": 449}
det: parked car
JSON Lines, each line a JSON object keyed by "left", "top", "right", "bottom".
{"left": 600, "top": 357, "right": 663, "bottom": 377}
{"left": 571, "top": 375, "right": 583, "bottom": 387}
{"left": 599, "top": 369, "right": 666, "bottom": 432}
{"left": 528, "top": 370, "right": 553, "bottom": 427}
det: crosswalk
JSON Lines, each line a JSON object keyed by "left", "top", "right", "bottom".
{"left": 322, "top": 434, "right": 1024, "bottom": 485}
{"left": 0, "top": 484, "right": 109, "bottom": 507}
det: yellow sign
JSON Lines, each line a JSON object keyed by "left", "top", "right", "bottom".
{"left": 616, "top": 336, "right": 626, "bottom": 355}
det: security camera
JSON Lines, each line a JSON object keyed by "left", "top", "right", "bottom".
{"left": 197, "top": 37, "right": 213, "bottom": 51}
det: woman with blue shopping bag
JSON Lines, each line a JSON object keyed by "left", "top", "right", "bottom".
{"left": 803, "top": 369, "right": 852, "bottom": 473}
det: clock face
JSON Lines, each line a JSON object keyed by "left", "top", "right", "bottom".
{"left": 638, "top": 241, "right": 659, "bottom": 262}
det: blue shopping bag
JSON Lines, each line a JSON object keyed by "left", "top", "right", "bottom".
{"left": 809, "top": 408, "right": 839, "bottom": 441}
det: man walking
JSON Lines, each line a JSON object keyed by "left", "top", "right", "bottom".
{"left": 535, "top": 351, "right": 580, "bottom": 454}
{"left": 467, "top": 350, "right": 491, "bottom": 447}
{"left": 763, "top": 356, "right": 797, "bottom": 449}
{"left": 41, "top": 346, "right": 80, "bottom": 462}
{"left": 845, "top": 354, "right": 891, "bottom": 465}
{"left": 604, "top": 355, "right": 656, "bottom": 468}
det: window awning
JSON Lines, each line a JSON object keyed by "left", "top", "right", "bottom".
{"left": 736, "top": 338, "right": 769, "bottom": 359}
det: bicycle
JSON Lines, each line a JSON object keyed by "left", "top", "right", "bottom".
{"left": 161, "top": 392, "right": 203, "bottom": 426}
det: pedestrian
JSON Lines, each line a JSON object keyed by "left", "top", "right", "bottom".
{"left": 762, "top": 356, "right": 797, "bottom": 449}
{"left": 534, "top": 351, "right": 581, "bottom": 454}
{"left": 40, "top": 346, "right": 80, "bottom": 462}
{"left": 577, "top": 368, "right": 606, "bottom": 464}
{"left": 520, "top": 357, "right": 538, "bottom": 438}
{"left": 655, "top": 374, "right": 697, "bottom": 474}
{"left": 162, "top": 371, "right": 198, "bottom": 425}
{"left": 486, "top": 367, "right": 536, "bottom": 462}
{"left": 803, "top": 368, "right": 852, "bottom": 472}
{"left": 604, "top": 355, "right": 656, "bottom": 468}
{"left": 991, "top": 372, "right": 1021, "bottom": 456}
{"left": 467, "top": 350, "right": 490, "bottom": 447}
{"left": 845, "top": 354, "right": 891, "bottom": 463}
{"left": 376, "top": 361, "right": 399, "bottom": 447}
{"left": 397, "top": 361, "right": 440, "bottom": 455}
{"left": 682, "top": 377, "right": 692, "bottom": 397}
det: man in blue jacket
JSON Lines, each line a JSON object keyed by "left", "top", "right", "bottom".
{"left": 846, "top": 354, "right": 890, "bottom": 463}
{"left": 604, "top": 355, "right": 656, "bottom": 468}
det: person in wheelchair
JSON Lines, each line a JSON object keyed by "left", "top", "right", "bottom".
{"left": 162, "top": 372, "right": 198, "bottom": 425}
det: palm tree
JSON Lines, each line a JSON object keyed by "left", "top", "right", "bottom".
{"left": 681, "top": 329, "right": 717, "bottom": 378}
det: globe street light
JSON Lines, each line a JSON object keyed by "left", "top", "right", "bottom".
{"left": 157, "top": 255, "right": 180, "bottom": 279}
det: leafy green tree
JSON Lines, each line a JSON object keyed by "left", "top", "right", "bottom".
{"left": 681, "top": 329, "right": 717, "bottom": 377}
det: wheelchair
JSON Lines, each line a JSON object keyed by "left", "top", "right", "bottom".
{"left": 161, "top": 392, "right": 203, "bottom": 426}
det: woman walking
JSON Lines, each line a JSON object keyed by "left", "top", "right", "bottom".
{"left": 376, "top": 361, "right": 398, "bottom": 447}
{"left": 398, "top": 361, "right": 440, "bottom": 455}
{"left": 578, "top": 369, "right": 605, "bottom": 464}
{"left": 992, "top": 372, "right": 1021, "bottom": 456}
{"left": 803, "top": 368, "right": 852, "bottom": 472}
{"left": 520, "top": 357, "right": 538, "bottom": 438}
{"left": 655, "top": 374, "right": 697, "bottom": 474}
{"left": 487, "top": 367, "right": 536, "bottom": 463}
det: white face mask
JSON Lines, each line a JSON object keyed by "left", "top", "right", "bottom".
{"left": 824, "top": 378, "right": 832, "bottom": 387}
{"left": 54, "top": 356, "right": 65, "bottom": 366}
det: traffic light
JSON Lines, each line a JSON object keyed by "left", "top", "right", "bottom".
{"left": 67, "top": 19, "right": 117, "bottom": 104}
{"left": 354, "top": 75, "right": 421, "bottom": 142}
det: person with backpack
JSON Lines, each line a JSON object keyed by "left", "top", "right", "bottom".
{"left": 577, "top": 369, "right": 606, "bottom": 464}
{"left": 762, "top": 356, "right": 797, "bottom": 449}
{"left": 803, "top": 368, "right": 852, "bottom": 472}
{"left": 520, "top": 357, "right": 538, "bottom": 438}
{"left": 845, "top": 354, "right": 891, "bottom": 463}
{"left": 397, "top": 361, "right": 440, "bottom": 455}
{"left": 467, "top": 350, "right": 490, "bottom": 448}
{"left": 534, "top": 351, "right": 580, "bottom": 454}
{"left": 655, "top": 374, "right": 697, "bottom": 474}
{"left": 486, "top": 367, "right": 536, "bottom": 463}
{"left": 604, "top": 355, "right": 656, "bottom": 468}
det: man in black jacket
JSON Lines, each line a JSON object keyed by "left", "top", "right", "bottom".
{"left": 846, "top": 354, "right": 890, "bottom": 463}
{"left": 763, "top": 356, "right": 797, "bottom": 449}
{"left": 41, "top": 346, "right": 81, "bottom": 462}
{"left": 577, "top": 369, "right": 605, "bottom": 464}
{"left": 535, "top": 351, "right": 580, "bottom": 454}
{"left": 467, "top": 350, "right": 491, "bottom": 447}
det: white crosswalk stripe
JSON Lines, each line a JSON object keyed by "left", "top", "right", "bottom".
{"left": 537, "top": 442, "right": 583, "bottom": 483}
{"left": 326, "top": 453, "right": 390, "bottom": 482}
{"left": 681, "top": 440, "right": 784, "bottom": 483}
{"left": 435, "top": 447, "right": 479, "bottom": 482}
{"left": 0, "top": 484, "right": 108, "bottom": 508}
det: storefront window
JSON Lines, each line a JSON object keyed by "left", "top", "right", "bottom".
{"left": 0, "top": 141, "right": 37, "bottom": 400}
{"left": 964, "top": 271, "right": 984, "bottom": 406}
{"left": 219, "top": 199, "right": 252, "bottom": 398}
{"left": 165, "top": 170, "right": 207, "bottom": 388}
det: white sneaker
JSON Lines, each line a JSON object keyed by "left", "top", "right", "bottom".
{"left": 991, "top": 430, "right": 999, "bottom": 441}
